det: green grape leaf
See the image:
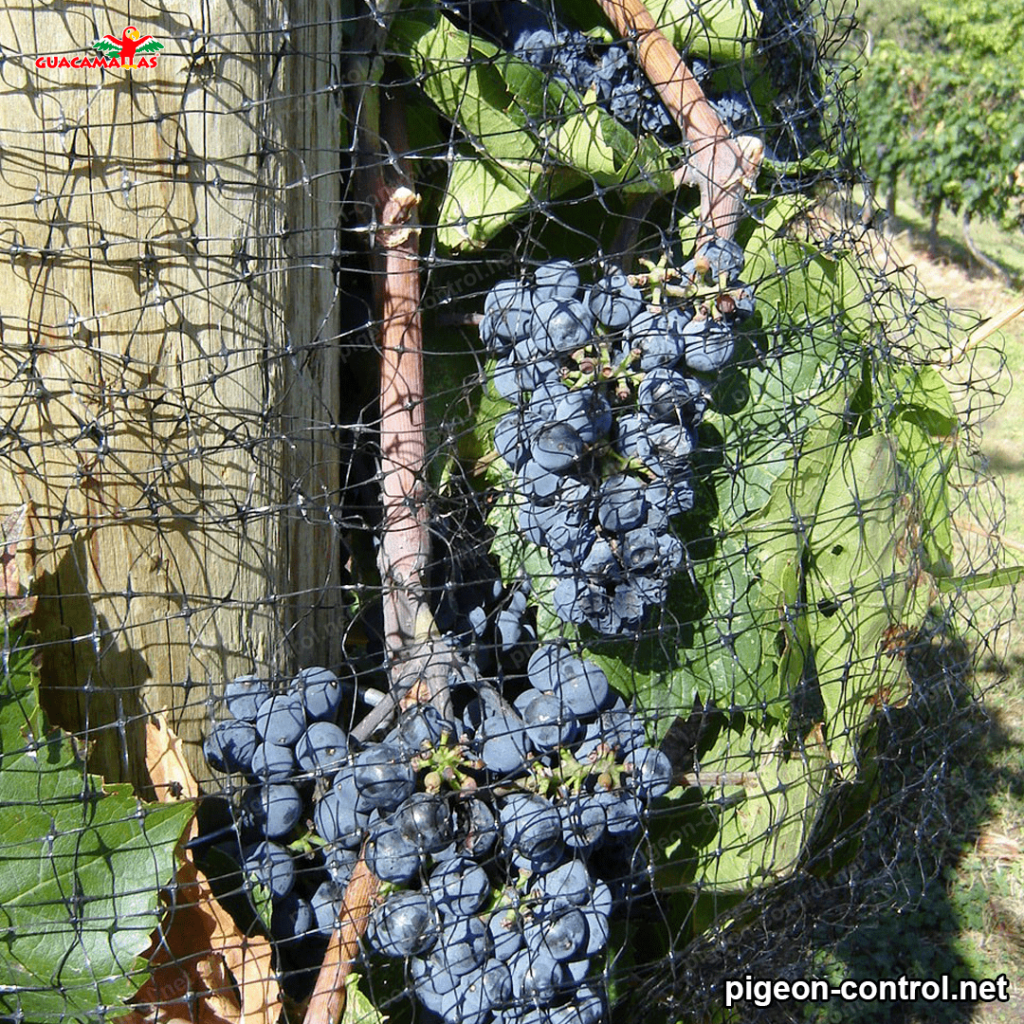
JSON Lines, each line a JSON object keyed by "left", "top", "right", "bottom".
{"left": 342, "top": 972, "right": 387, "bottom": 1024}
{"left": 0, "top": 631, "right": 194, "bottom": 1018}
{"left": 388, "top": 18, "right": 530, "bottom": 156}
{"left": 890, "top": 415, "right": 955, "bottom": 574}
{"left": 689, "top": 722, "right": 832, "bottom": 891}
{"left": 648, "top": 0, "right": 763, "bottom": 62}
{"left": 437, "top": 155, "right": 575, "bottom": 252}
{"left": 886, "top": 364, "right": 958, "bottom": 437}
{"left": 803, "top": 435, "right": 930, "bottom": 777}
{"left": 684, "top": 537, "right": 780, "bottom": 711}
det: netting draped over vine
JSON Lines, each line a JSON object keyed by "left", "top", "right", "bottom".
{"left": 0, "top": 1, "right": 1015, "bottom": 1023}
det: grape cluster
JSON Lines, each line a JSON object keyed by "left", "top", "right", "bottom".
{"left": 202, "top": 645, "right": 672, "bottom": 1023}
{"left": 503, "top": 12, "right": 758, "bottom": 141}
{"left": 481, "top": 247, "right": 755, "bottom": 633}
{"left": 202, "top": 668, "right": 363, "bottom": 944}
{"left": 359, "top": 642, "right": 671, "bottom": 1024}
{"left": 512, "top": 25, "right": 675, "bottom": 136}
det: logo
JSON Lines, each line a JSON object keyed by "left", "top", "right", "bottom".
{"left": 92, "top": 26, "right": 163, "bottom": 67}
{"left": 34, "top": 25, "right": 163, "bottom": 70}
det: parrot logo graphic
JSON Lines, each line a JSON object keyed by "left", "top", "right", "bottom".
{"left": 92, "top": 26, "right": 163, "bottom": 68}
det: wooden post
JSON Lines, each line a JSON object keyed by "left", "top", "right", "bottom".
{"left": 0, "top": 1, "right": 342, "bottom": 787}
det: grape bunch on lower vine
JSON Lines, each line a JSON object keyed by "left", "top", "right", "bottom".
{"left": 201, "top": 642, "right": 674, "bottom": 1023}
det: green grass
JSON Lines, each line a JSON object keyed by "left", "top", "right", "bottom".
{"left": 886, "top": 194, "right": 1024, "bottom": 286}
{"left": 884, "top": 197, "right": 1024, "bottom": 1020}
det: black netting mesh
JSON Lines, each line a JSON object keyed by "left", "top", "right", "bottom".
{"left": 0, "top": 1, "right": 1016, "bottom": 1023}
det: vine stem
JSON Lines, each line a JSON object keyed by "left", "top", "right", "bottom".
{"left": 301, "top": 857, "right": 380, "bottom": 1024}
{"left": 369, "top": 85, "right": 455, "bottom": 724}
{"left": 596, "top": 0, "right": 763, "bottom": 247}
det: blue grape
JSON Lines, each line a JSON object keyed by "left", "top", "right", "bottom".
{"left": 554, "top": 576, "right": 612, "bottom": 630}
{"left": 487, "top": 281, "right": 535, "bottom": 343}
{"left": 488, "top": 907, "right": 525, "bottom": 960}
{"left": 626, "top": 745, "right": 674, "bottom": 799}
{"left": 589, "top": 273, "right": 644, "bottom": 328}
{"left": 537, "top": 859, "right": 592, "bottom": 907}
{"left": 559, "top": 795, "right": 606, "bottom": 850}
{"left": 596, "top": 706, "right": 646, "bottom": 752}
{"left": 531, "top": 421, "right": 583, "bottom": 473}
{"left": 520, "top": 357, "right": 561, "bottom": 392}
{"left": 520, "top": 459, "right": 562, "bottom": 503}
{"left": 256, "top": 783, "right": 304, "bottom": 838}
{"left": 701, "top": 236, "right": 746, "bottom": 281}
{"left": 612, "top": 583, "right": 645, "bottom": 625}
{"left": 596, "top": 475, "right": 646, "bottom": 532}
{"left": 242, "top": 840, "right": 295, "bottom": 899}
{"left": 496, "top": 607, "right": 524, "bottom": 651}
{"left": 204, "top": 719, "right": 258, "bottom": 774}
{"left": 657, "top": 532, "right": 685, "bottom": 570}
{"left": 509, "top": 947, "right": 567, "bottom": 1006}
{"left": 324, "top": 845, "right": 358, "bottom": 887}
{"left": 646, "top": 421, "right": 697, "bottom": 469}
{"left": 683, "top": 316, "right": 735, "bottom": 373}
{"left": 291, "top": 666, "right": 344, "bottom": 721}
{"left": 554, "top": 388, "right": 612, "bottom": 443}
{"left": 580, "top": 901, "right": 611, "bottom": 957}
{"left": 368, "top": 890, "right": 440, "bottom": 957}
{"left": 427, "top": 856, "right": 491, "bottom": 919}
{"left": 468, "top": 604, "right": 489, "bottom": 637}
{"left": 394, "top": 792, "right": 453, "bottom": 852}
{"left": 271, "top": 893, "right": 313, "bottom": 941}
{"left": 621, "top": 526, "right": 659, "bottom": 572}
{"left": 251, "top": 741, "right": 296, "bottom": 782}
{"left": 638, "top": 368, "right": 706, "bottom": 424}
{"left": 395, "top": 704, "right": 451, "bottom": 755}
{"left": 478, "top": 710, "right": 530, "bottom": 774}
{"left": 581, "top": 537, "right": 619, "bottom": 577}
{"left": 535, "top": 907, "right": 588, "bottom": 961}
{"left": 492, "top": 357, "right": 524, "bottom": 401}
{"left": 526, "top": 643, "right": 572, "bottom": 692}
{"left": 311, "top": 878, "right": 345, "bottom": 936}
{"left": 453, "top": 797, "right": 499, "bottom": 859}
{"left": 254, "top": 692, "right": 305, "bottom": 747}
{"left": 556, "top": 657, "right": 610, "bottom": 717}
{"left": 500, "top": 794, "right": 562, "bottom": 859}
{"left": 425, "top": 915, "right": 491, "bottom": 978}
{"left": 615, "top": 413, "right": 656, "bottom": 462}
{"left": 295, "top": 721, "right": 348, "bottom": 776}
{"left": 480, "top": 958, "right": 514, "bottom": 1010}
{"left": 494, "top": 412, "right": 530, "bottom": 470}
{"left": 478, "top": 311, "right": 506, "bottom": 355}
{"left": 522, "top": 692, "right": 577, "bottom": 753}
{"left": 535, "top": 259, "right": 580, "bottom": 300}
{"left": 314, "top": 788, "right": 369, "bottom": 848}
{"left": 531, "top": 298, "right": 594, "bottom": 355}
{"left": 224, "top": 675, "right": 270, "bottom": 722}
{"left": 364, "top": 823, "right": 422, "bottom": 884}
{"left": 594, "top": 788, "right": 645, "bottom": 838}
{"left": 352, "top": 744, "right": 415, "bottom": 809}
{"left": 548, "top": 987, "right": 605, "bottom": 1024}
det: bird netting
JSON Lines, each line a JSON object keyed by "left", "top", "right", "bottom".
{"left": 0, "top": 1, "right": 1017, "bottom": 1023}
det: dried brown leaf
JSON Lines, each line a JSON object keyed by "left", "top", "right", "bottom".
{"left": 1, "top": 503, "right": 36, "bottom": 623}
{"left": 115, "top": 720, "right": 282, "bottom": 1024}
{"left": 146, "top": 712, "right": 201, "bottom": 807}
